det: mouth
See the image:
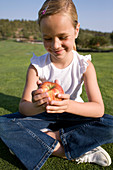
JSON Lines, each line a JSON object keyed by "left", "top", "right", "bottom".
{"left": 52, "top": 49, "right": 64, "bottom": 55}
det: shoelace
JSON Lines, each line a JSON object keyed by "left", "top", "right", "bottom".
{"left": 76, "top": 155, "right": 90, "bottom": 164}
{"left": 75, "top": 147, "right": 100, "bottom": 164}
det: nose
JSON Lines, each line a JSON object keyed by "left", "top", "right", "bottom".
{"left": 51, "top": 37, "right": 61, "bottom": 49}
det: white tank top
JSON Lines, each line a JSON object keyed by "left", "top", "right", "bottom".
{"left": 31, "top": 50, "right": 91, "bottom": 102}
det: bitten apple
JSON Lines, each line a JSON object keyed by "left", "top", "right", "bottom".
{"left": 39, "top": 81, "right": 64, "bottom": 101}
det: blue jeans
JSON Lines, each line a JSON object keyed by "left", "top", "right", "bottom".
{"left": 0, "top": 112, "right": 113, "bottom": 170}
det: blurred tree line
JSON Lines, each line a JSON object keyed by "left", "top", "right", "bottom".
{"left": 0, "top": 19, "right": 42, "bottom": 41}
{"left": 0, "top": 19, "right": 113, "bottom": 49}
{"left": 77, "top": 29, "right": 113, "bottom": 49}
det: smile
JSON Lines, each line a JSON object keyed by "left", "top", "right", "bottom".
{"left": 53, "top": 49, "right": 64, "bottom": 55}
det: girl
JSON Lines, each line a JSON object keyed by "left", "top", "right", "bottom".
{"left": 0, "top": 0, "right": 113, "bottom": 169}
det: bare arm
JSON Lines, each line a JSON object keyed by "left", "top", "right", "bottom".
{"left": 46, "top": 61, "right": 104, "bottom": 118}
{"left": 19, "top": 64, "right": 49, "bottom": 116}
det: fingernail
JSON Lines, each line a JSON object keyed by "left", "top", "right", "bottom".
{"left": 46, "top": 92, "right": 49, "bottom": 96}
{"left": 40, "top": 88, "right": 43, "bottom": 92}
{"left": 58, "top": 94, "right": 61, "bottom": 98}
{"left": 50, "top": 101, "right": 53, "bottom": 105}
{"left": 48, "top": 97, "right": 51, "bottom": 101}
{"left": 46, "top": 106, "right": 49, "bottom": 110}
{"left": 47, "top": 101, "right": 49, "bottom": 105}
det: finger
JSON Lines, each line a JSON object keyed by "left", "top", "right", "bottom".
{"left": 47, "top": 110, "right": 64, "bottom": 114}
{"left": 46, "top": 105, "right": 67, "bottom": 112}
{"left": 54, "top": 79, "right": 59, "bottom": 85}
{"left": 50, "top": 99, "right": 69, "bottom": 106}
{"left": 37, "top": 80, "right": 42, "bottom": 85}
{"left": 33, "top": 92, "right": 49, "bottom": 102}
{"left": 34, "top": 97, "right": 49, "bottom": 107}
{"left": 32, "top": 88, "right": 43, "bottom": 97}
{"left": 50, "top": 100, "right": 62, "bottom": 106}
{"left": 57, "top": 93, "right": 70, "bottom": 100}
{"left": 46, "top": 105, "right": 66, "bottom": 113}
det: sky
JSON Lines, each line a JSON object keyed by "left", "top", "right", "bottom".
{"left": 0, "top": 0, "right": 113, "bottom": 33}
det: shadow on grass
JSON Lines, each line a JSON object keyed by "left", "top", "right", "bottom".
{"left": 0, "top": 139, "right": 26, "bottom": 170}
{"left": 0, "top": 93, "right": 26, "bottom": 169}
{"left": 0, "top": 93, "right": 20, "bottom": 114}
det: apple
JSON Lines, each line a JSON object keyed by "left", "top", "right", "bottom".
{"left": 39, "top": 81, "right": 64, "bottom": 101}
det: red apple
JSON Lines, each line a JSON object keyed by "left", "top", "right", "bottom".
{"left": 39, "top": 81, "right": 64, "bottom": 101}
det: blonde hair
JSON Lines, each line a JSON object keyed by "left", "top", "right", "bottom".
{"left": 38, "top": 0, "right": 78, "bottom": 50}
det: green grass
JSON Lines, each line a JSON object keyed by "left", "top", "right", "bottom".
{"left": 0, "top": 40, "right": 113, "bottom": 170}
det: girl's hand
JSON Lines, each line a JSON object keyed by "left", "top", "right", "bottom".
{"left": 46, "top": 93, "right": 70, "bottom": 113}
{"left": 32, "top": 88, "right": 49, "bottom": 104}
{"left": 32, "top": 80, "right": 50, "bottom": 112}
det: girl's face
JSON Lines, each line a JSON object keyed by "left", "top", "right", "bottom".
{"left": 40, "top": 13, "right": 79, "bottom": 64}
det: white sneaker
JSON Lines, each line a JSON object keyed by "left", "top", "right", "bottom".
{"left": 75, "top": 146, "right": 111, "bottom": 167}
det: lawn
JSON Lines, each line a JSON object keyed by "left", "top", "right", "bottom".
{"left": 0, "top": 40, "right": 113, "bottom": 170}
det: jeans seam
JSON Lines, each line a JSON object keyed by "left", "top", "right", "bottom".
{"left": 64, "top": 120, "right": 99, "bottom": 136}
{"left": 14, "top": 118, "right": 45, "bottom": 121}
{"left": 60, "top": 121, "right": 102, "bottom": 160}
{"left": 17, "top": 122, "right": 52, "bottom": 150}
{"left": 60, "top": 128, "right": 72, "bottom": 160}
{"left": 34, "top": 140, "right": 58, "bottom": 170}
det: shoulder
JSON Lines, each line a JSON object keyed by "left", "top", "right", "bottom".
{"left": 73, "top": 50, "right": 92, "bottom": 74}
{"left": 30, "top": 53, "right": 48, "bottom": 66}
{"left": 30, "top": 53, "right": 50, "bottom": 75}
{"left": 26, "top": 64, "right": 39, "bottom": 82}
{"left": 83, "top": 60, "right": 97, "bottom": 83}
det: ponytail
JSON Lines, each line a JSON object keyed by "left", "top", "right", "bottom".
{"left": 73, "top": 41, "right": 77, "bottom": 51}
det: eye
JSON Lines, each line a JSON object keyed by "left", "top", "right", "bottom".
{"left": 59, "top": 36, "right": 68, "bottom": 40}
{"left": 43, "top": 37, "right": 52, "bottom": 41}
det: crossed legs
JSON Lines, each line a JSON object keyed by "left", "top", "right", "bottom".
{"left": 45, "top": 131, "right": 66, "bottom": 158}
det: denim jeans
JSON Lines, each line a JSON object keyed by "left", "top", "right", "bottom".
{"left": 0, "top": 112, "right": 113, "bottom": 170}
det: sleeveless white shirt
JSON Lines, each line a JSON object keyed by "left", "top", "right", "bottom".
{"left": 31, "top": 50, "right": 91, "bottom": 102}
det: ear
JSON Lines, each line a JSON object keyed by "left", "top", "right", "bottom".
{"left": 75, "top": 23, "right": 80, "bottom": 39}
